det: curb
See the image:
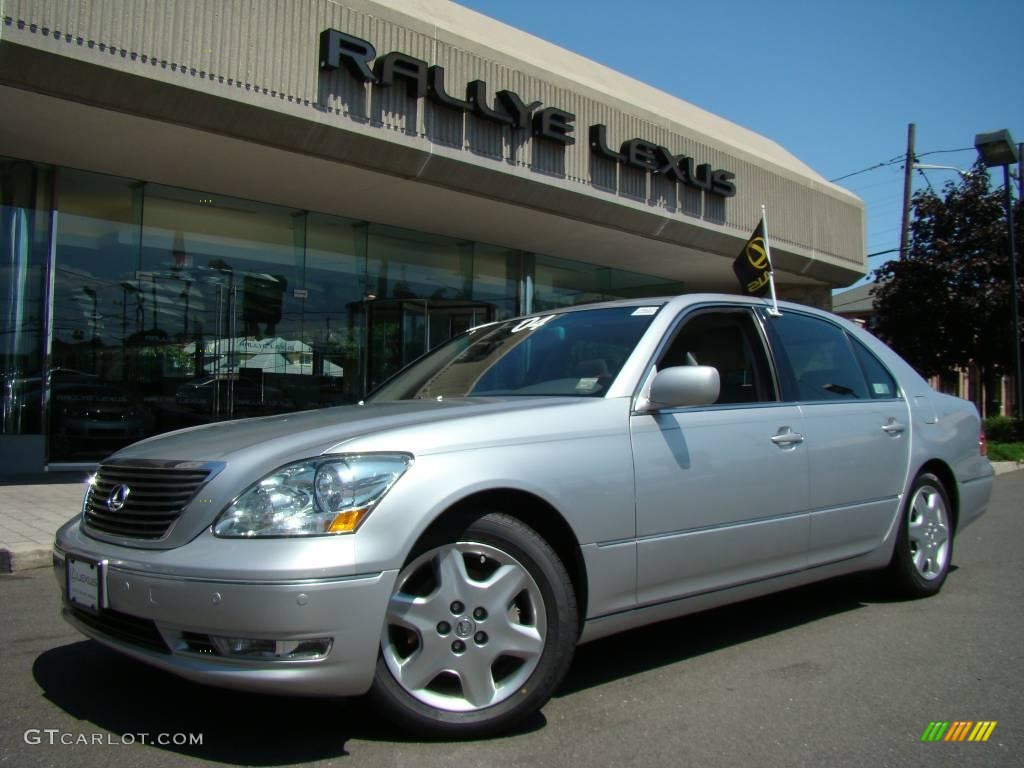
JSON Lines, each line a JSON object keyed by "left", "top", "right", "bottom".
{"left": 991, "top": 461, "right": 1022, "bottom": 476}
{"left": 0, "top": 543, "right": 52, "bottom": 574}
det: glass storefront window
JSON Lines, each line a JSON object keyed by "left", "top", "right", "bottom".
{"left": 367, "top": 225, "right": 469, "bottom": 302}
{"left": 361, "top": 228, "right": 518, "bottom": 390}
{"left": 304, "top": 213, "right": 368, "bottom": 405}
{"left": 1, "top": 159, "right": 52, "bottom": 436}
{"left": 5, "top": 158, "right": 683, "bottom": 467}
{"left": 50, "top": 168, "right": 145, "bottom": 460}
{"left": 533, "top": 254, "right": 684, "bottom": 311}
{"left": 139, "top": 184, "right": 306, "bottom": 434}
{"left": 472, "top": 244, "right": 520, "bottom": 321}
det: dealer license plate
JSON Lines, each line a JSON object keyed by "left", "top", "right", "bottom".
{"left": 66, "top": 556, "right": 105, "bottom": 613}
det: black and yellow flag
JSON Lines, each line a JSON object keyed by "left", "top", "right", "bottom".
{"left": 732, "top": 219, "right": 772, "bottom": 297}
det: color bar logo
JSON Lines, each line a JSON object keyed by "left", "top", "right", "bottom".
{"left": 921, "top": 721, "right": 997, "bottom": 742}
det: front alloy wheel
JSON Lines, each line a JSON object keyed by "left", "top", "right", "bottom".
{"left": 383, "top": 542, "right": 547, "bottom": 711}
{"left": 371, "top": 513, "right": 577, "bottom": 737}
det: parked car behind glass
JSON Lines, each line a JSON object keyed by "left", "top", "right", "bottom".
{"left": 53, "top": 295, "right": 993, "bottom": 737}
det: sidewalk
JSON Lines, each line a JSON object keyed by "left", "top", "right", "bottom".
{"left": 2, "top": 463, "right": 1022, "bottom": 573}
{"left": 0, "top": 473, "right": 89, "bottom": 572}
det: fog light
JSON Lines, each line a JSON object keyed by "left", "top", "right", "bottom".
{"left": 209, "top": 636, "right": 332, "bottom": 660}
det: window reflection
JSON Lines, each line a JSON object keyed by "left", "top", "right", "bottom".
{"left": 21, "top": 161, "right": 683, "bottom": 463}
{"left": 139, "top": 184, "right": 306, "bottom": 429}
{"left": 534, "top": 254, "right": 685, "bottom": 310}
{"left": 305, "top": 213, "right": 368, "bottom": 405}
{"left": 1, "top": 160, "right": 52, "bottom": 436}
{"left": 50, "top": 169, "right": 144, "bottom": 459}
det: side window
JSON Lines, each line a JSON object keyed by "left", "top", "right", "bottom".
{"left": 657, "top": 310, "right": 776, "bottom": 404}
{"left": 768, "top": 313, "right": 868, "bottom": 401}
{"left": 850, "top": 337, "right": 900, "bottom": 399}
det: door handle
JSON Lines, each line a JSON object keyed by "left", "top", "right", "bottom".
{"left": 771, "top": 428, "right": 805, "bottom": 447}
{"left": 881, "top": 419, "right": 906, "bottom": 435}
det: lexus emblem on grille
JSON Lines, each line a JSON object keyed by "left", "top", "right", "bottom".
{"left": 107, "top": 484, "right": 131, "bottom": 512}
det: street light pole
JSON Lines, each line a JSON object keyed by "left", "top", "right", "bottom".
{"left": 975, "top": 130, "right": 1021, "bottom": 419}
{"left": 1018, "top": 142, "right": 1023, "bottom": 201}
{"left": 1002, "top": 162, "right": 1022, "bottom": 419}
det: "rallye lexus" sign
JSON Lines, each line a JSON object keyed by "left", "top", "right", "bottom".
{"left": 319, "top": 29, "right": 736, "bottom": 198}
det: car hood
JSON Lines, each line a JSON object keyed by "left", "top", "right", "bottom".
{"left": 87, "top": 397, "right": 617, "bottom": 550}
{"left": 112, "top": 397, "right": 584, "bottom": 463}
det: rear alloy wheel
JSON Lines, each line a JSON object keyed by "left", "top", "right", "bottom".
{"left": 371, "top": 513, "right": 577, "bottom": 737}
{"left": 887, "top": 472, "right": 953, "bottom": 598}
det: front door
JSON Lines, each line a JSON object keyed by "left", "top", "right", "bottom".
{"left": 631, "top": 307, "right": 810, "bottom": 607}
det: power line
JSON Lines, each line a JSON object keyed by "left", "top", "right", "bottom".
{"left": 829, "top": 159, "right": 903, "bottom": 183}
{"left": 865, "top": 196, "right": 907, "bottom": 210}
{"left": 844, "top": 178, "right": 905, "bottom": 194}
{"left": 829, "top": 145, "right": 975, "bottom": 183}
{"left": 871, "top": 224, "right": 902, "bottom": 235}
{"left": 917, "top": 147, "right": 974, "bottom": 158}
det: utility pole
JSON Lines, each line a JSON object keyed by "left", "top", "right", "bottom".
{"left": 898, "top": 123, "right": 916, "bottom": 260}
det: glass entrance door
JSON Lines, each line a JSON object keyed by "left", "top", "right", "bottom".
{"left": 165, "top": 267, "right": 242, "bottom": 426}
{"left": 364, "top": 299, "right": 493, "bottom": 393}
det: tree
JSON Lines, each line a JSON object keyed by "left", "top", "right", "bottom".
{"left": 872, "top": 164, "right": 1024, "bottom": 416}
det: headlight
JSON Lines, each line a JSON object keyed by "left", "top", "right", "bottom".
{"left": 212, "top": 454, "right": 412, "bottom": 537}
{"left": 81, "top": 474, "right": 97, "bottom": 517}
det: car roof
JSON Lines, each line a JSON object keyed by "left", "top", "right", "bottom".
{"left": 519, "top": 293, "right": 833, "bottom": 320}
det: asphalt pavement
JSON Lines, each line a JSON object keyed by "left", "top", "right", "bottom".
{"left": 1, "top": 472, "right": 1021, "bottom": 768}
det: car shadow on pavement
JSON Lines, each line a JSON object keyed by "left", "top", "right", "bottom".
{"left": 32, "top": 637, "right": 539, "bottom": 762}
{"left": 559, "top": 571, "right": 891, "bottom": 696}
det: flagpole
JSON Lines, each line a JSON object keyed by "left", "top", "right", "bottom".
{"left": 761, "top": 204, "right": 782, "bottom": 317}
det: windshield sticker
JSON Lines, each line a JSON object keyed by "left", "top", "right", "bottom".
{"left": 575, "top": 377, "right": 600, "bottom": 393}
{"left": 631, "top": 307, "right": 659, "bottom": 316}
{"left": 511, "top": 315, "right": 556, "bottom": 333}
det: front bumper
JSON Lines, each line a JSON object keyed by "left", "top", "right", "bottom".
{"left": 53, "top": 522, "right": 398, "bottom": 697}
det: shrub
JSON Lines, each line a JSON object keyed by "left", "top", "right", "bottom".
{"left": 983, "top": 416, "right": 1023, "bottom": 442}
{"left": 988, "top": 442, "right": 1024, "bottom": 462}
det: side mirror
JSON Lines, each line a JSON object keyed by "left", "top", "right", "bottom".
{"left": 646, "top": 365, "right": 720, "bottom": 409}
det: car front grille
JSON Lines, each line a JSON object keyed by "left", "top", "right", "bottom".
{"left": 67, "top": 605, "right": 171, "bottom": 654}
{"left": 83, "top": 463, "right": 212, "bottom": 540}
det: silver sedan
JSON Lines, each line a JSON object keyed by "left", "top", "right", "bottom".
{"left": 53, "top": 295, "right": 993, "bottom": 737}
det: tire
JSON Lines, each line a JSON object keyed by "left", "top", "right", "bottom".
{"left": 886, "top": 472, "right": 954, "bottom": 598}
{"left": 370, "top": 512, "right": 578, "bottom": 738}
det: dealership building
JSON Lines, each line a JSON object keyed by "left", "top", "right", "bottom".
{"left": 0, "top": 0, "right": 866, "bottom": 474}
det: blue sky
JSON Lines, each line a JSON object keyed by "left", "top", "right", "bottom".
{"left": 458, "top": 0, "right": 1024, "bottom": 288}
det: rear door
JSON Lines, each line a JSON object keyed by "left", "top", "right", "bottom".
{"left": 631, "top": 306, "right": 810, "bottom": 606}
{"left": 760, "top": 310, "right": 911, "bottom": 565}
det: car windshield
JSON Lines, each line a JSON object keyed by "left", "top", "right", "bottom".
{"left": 368, "top": 305, "right": 662, "bottom": 400}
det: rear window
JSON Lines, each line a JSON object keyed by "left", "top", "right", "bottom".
{"left": 850, "top": 338, "right": 900, "bottom": 399}
{"left": 768, "top": 312, "right": 868, "bottom": 401}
